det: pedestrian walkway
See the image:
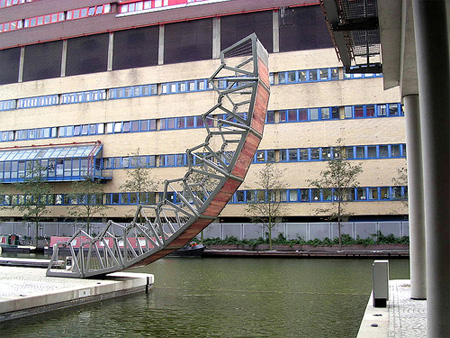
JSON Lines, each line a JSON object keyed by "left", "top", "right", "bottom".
{"left": 0, "top": 266, "right": 154, "bottom": 322}
{"left": 389, "top": 280, "right": 427, "bottom": 337}
{"left": 357, "top": 280, "right": 427, "bottom": 337}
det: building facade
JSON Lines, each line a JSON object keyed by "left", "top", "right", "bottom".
{"left": 0, "top": 0, "right": 406, "bottom": 224}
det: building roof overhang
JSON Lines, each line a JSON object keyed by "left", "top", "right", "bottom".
{"left": 377, "top": 0, "right": 418, "bottom": 95}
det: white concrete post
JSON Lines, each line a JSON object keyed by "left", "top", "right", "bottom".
{"left": 403, "top": 94, "right": 426, "bottom": 300}
{"left": 158, "top": 25, "right": 165, "bottom": 65}
{"left": 412, "top": 0, "right": 450, "bottom": 336}
{"left": 212, "top": 17, "right": 221, "bottom": 59}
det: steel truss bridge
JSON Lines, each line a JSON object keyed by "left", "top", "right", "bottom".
{"left": 47, "top": 34, "right": 270, "bottom": 278}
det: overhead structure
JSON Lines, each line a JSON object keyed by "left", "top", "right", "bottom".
{"left": 47, "top": 34, "right": 270, "bottom": 278}
{"left": 320, "top": 0, "right": 381, "bottom": 73}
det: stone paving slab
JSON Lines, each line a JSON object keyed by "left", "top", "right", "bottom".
{"left": 389, "top": 280, "right": 427, "bottom": 338}
{"left": 357, "top": 280, "right": 427, "bottom": 338}
{"left": 0, "top": 266, "right": 154, "bottom": 322}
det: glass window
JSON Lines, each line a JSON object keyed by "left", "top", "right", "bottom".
{"left": 122, "top": 122, "right": 131, "bottom": 133}
{"left": 278, "top": 73, "right": 286, "bottom": 84}
{"left": 279, "top": 111, "right": 287, "bottom": 123}
{"left": 311, "top": 189, "right": 320, "bottom": 201}
{"left": 367, "top": 146, "right": 377, "bottom": 158}
{"left": 366, "top": 105, "right": 375, "bottom": 117}
{"left": 266, "top": 111, "right": 275, "bottom": 123}
{"left": 299, "top": 71, "right": 307, "bottom": 82}
{"left": 344, "top": 106, "right": 353, "bottom": 119}
{"left": 356, "top": 188, "right": 367, "bottom": 200}
{"left": 289, "top": 189, "right": 298, "bottom": 202}
{"left": 319, "top": 69, "right": 328, "bottom": 80}
{"left": 369, "top": 188, "right": 378, "bottom": 200}
{"left": 298, "top": 109, "right": 308, "bottom": 121}
{"left": 309, "top": 70, "right": 318, "bottom": 81}
{"left": 288, "top": 149, "right": 297, "bottom": 162}
{"left": 310, "top": 108, "right": 319, "bottom": 120}
{"left": 389, "top": 104, "right": 399, "bottom": 116}
{"left": 380, "top": 187, "right": 389, "bottom": 200}
{"left": 321, "top": 108, "right": 330, "bottom": 120}
{"left": 131, "top": 121, "right": 139, "bottom": 132}
{"left": 321, "top": 147, "right": 331, "bottom": 160}
{"left": 354, "top": 106, "right": 364, "bottom": 118}
{"left": 299, "top": 149, "right": 309, "bottom": 161}
{"left": 310, "top": 148, "right": 320, "bottom": 160}
{"left": 331, "top": 107, "right": 339, "bottom": 119}
{"left": 287, "top": 71, "right": 296, "bottom": 83}
{"left": 391, "top": 144, "right": 401, "bottom": 157}
{"left": 288, "top": 110, "right": 297, "bottom": 122}
{"left": 256, "top": 151, "right": 265, "bottom": 163}
{"left": 379, "top": 145, "right": 389, "bottom": 158}
{"left": 267, "top": 150, "right": 275, "bottom": 162}
{"left": 355, "top": 146, "right": 365, "bottom": 159}
{"left": 235, "top": 191, "right": 245, "bottom": 203}
{"left": 300, "top": 189, "right": 309, "bottom": 201}
{"left": 331, "top": 68, "right": 339, "bottom": 80}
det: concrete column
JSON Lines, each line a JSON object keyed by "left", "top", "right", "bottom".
{"left": 61, "top": 40, "right": 67, "bottom": 77}
{"left": 412, "top": 0, "right": 450, "bottom": 336}
{"left": 18, "top": 46, "right": 24, "bottom": 83}
{"left": 403, "top": 94, "right": 426, "bottom": 300}
{"left": 212, "top": 17, "right": 221, "bottom": 59}
{"left": 107, "top": 32, "right": 114, "bottom": 71}
{"left": 158, "top": 25, "right": 165, "bottom": 65}
{"left": 273, "top": 10, "right": 279, "bottom": 53}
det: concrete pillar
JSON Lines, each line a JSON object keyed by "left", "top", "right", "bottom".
{"left": 158, "top": 25, "right": 165, "bottom": 65}
{"left": 18, "top": 46, "right": 24, "bottom": 83}
{"left": 403, "top": 94, "right": 426, "bottom": 300}
{"left": 61, "top": 40, "right": 67, "bottom": 77}
{"left": 273, "top": 10, "right": 279, "bottom": 53}
{"left": 412, "top": 0, "right": 450, "bottom": 336}
{"left": 212, "top": 17, "right": 221, "bottom": 59}
{"left": 107, "top": 32, "right": 114, "bottom": 71}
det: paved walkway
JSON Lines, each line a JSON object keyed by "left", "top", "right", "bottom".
{"left": 0, "top": 266, "right": 153, "bottom": 322}
{"left": 389, "top": 280, "right": 427, "bottom": 337}
{"left": 358, "top": 280, "right": 427, "bottom": 338}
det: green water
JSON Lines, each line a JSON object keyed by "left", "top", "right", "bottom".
{"left": 0, "top": 257, "right": 409, "bottom": 337}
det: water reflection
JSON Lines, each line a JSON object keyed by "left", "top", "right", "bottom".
{"left": 0, "top": 258, "right": 409, "bottom": 337}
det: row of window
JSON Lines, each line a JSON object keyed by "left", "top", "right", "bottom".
{"left": 0, "top": 101, "right": 403, "bottom": 143}
{"left": 0, "top": 143, "right": 405, "bottom": 183}
{"left": 0, "top": 158, "right": 95, "bottom": 183}
{"left": 0, "top": 0, "right": 33, "bottom": 9}
{"left": 119, "top": 0, "right": 213, "bottom": 15}
{"left": 0, "top": 4, "right": 111, "bottom": 33}
{"left": 0, "top": 66, "right": 380, "bottom": 112}
{"left": 101, "top": 143, "right": 406, "bottom": 170}
{"left": 0, "top": 186, "right": 408, "bottom": 207}
{"left": 267, "top": 103, "right": 403, "bottom": 123}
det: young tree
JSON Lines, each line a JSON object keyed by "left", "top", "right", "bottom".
{"left": 13, "top": 163, "right": 52, "bottom": 247}
{"left": 69, "top": 178, "right": 109, "bottom": 234}
{"left": 392, "top": 166, "right": 408, "bottom": 207}
{"left": 245, "top": 162, "right": 287, "bottom": 250}
{"left": 120, "top": 149, "right": 159, "bottom": 204}
{"left": 309, "top": 139, "right": 362, "bottom": 247}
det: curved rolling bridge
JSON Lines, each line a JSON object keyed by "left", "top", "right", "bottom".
{"left": 47, "top": 34, "right": 270, "bottom": 278}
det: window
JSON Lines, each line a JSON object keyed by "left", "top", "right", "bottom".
{"left": 310, "top": 108, "right": 319, "bottom": 120}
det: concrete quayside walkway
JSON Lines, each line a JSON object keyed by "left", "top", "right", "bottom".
{"left": 0, "top": 266, "right": 154, "bottom": 322}
{"left": 358, "top": 280, "right": 427, "bottom": 337}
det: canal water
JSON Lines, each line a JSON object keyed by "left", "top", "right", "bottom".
{"left": 0, "top": 257, "right": 409, "bottom": 337}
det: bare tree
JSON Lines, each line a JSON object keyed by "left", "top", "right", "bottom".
{"left": 392, "top": 166, "right": 408, "bottom": 207}
{"left": 120, "top": 149, "right": 159, "bottom": 205}
{"left": 309, "top": 139, "right": 362, "bottom": 247}
{"left": 69, "top": 177, "right": 109, "bottom": 234}
{"left": 13, "top": 163, "right": 52, "bottom": 247}
{"left": 246, "top": 162, "right": 287, "bottom": 250}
